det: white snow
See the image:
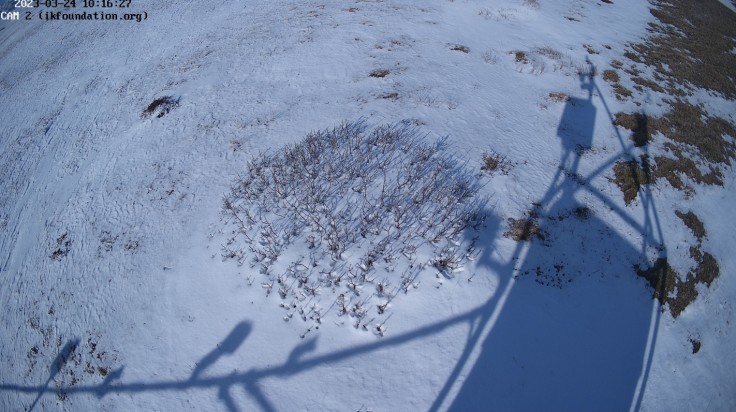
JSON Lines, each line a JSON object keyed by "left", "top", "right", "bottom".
{"left": 1, "top": 0, "right": 734, "bottom": 411}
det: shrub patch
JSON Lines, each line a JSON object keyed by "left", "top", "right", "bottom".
{"left": 221, "top": 122, "right": 486, "bottom": 335}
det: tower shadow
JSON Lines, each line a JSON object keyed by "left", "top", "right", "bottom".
{"left": 0, "top": 67, "right": 663, "bottom": 412}
{"left": 441, "top": 67, "right": 662, "bottom": 411}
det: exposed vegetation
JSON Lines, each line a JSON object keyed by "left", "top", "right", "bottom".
{"left": 505, "top": 217, "right": 545, "bottom": 242}
{"left": 514, "top": 51, "right": 527, "bottom": 63}
{"left": 614, "top": 112, "right": 651, "bottom": 147}
{"left": 222, "top": 122, "right": 486, "bottom": 334}
{"left": 626, "top": 0, "right": 736, "bottom": 99}
{"left": 547, "top": 92, "right": 568, "bottom": 103}
{"left": 611, "top": 160, "right": 651, "bottom": 205}
{"left": 675, "top": 210, "right": 706, "bottom": 242}
{"left": 636, "top": 250, "right": 719, "bottom": 318}
{"left": 369, "top": 69, "right": 390, "bottom": 78}
{"left": 142, "top": 96, "right": 179, "bottom": 119}
{"left": 615, "top": 102, "right": 736, "bottom": 190}
{"left": 612, "top": 84, "right": 632, "bottom": 101}
{"left": 480, "top": 150, "right": 511, "bottom": 175}
{"left": 602, "top": 69, "right": 620, "bottom": 83}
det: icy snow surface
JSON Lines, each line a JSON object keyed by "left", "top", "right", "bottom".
{"left": 1, "top": 0, "right": 734, "bottom": 411}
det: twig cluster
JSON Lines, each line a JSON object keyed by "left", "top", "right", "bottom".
{"left": 221, "top": 121, "right": 485, "bottom": 335}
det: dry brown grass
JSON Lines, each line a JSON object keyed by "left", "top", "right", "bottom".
{"left": 450, "top": 45, "right": 470, "bottom": 53}
{"left": 505, "top": 217, "right": 545, "bottom": 242}
{"left": 635, "top": 258, "right": 679, "bottom": 313}
{"left": 656, "top": 101, "right": 736, "bottom": 165}
{"left": 614, "top": 112, "right": 651, "bottom": 147}
{"left": 636, "top": 252, "right": 719, "bottom": 318}
{"left": 612, "top": 159, "right": 652, "bottom": 204}
{"left": 675, "top": 210, "right": 706, "bottom": 242}
{"left": 602, "top": 69, "right": 620, "bottom": 83}
{"left": 653, "top": 152, "right": 723, "bottom": 190}
{"left": 481, "top": 154, "right": 498, "bottom": 172}
{"left": 547, "top": 92, "right": 568, "bottom": 103}
{"left": 648, "top": 99, "right": 736, "bottom": 189}
{"left": 480, "top": 150, "right": 511, "bottom": 175}
{"left": 614, "top": 101, "right": 736, "bottom": 189}
{"left": 627, "top": 0, "right": 736, "bottom": 99}
{"left": 369, "top": 68, "right": 390, "bottom": 78}
{"left": 613, "top": 84, "right": 632, "bottom": 100}
{"left": 534, "top": 46, "right": 562, "bottom": 60}
{"left": 142, "top": 96, "right": 179, "bottom": 119}
{"left": 631, "top": 76, "right": 665, "bottom": 93}
{"left": 617, "top": 0, "right": 731, "bottom": 320}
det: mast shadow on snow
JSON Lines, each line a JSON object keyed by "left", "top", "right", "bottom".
{"left": 437, "top": 61, "right": 664, "bottom": 411}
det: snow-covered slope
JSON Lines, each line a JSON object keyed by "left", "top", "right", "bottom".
{"left": 1, "top": 0, "right": 734, "bottom": 411}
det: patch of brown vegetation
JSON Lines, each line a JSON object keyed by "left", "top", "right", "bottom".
{"left": 369, "top": 69, "right": 390, "bottom": 78}
{"left": 514, "top": 51, "right": 528, "bottom": 63}
{"left": 627, "top": 0, "right": 736, "bottom": 99}
{"left": 693, "top": 252, "right": 719, "bottom": 287}
{"left": 612, "top": 159, "right": 652, "bottom": 204}
{"left": 574, "top": 206, "right": 593, "bottom": 220}
{"left": 548, "top": 92, "right": 568, "bottom": 103}
{"left": 614, "top": 101, "right": 736, "bottom": 190}
{"left": 656, "top": 101, "right": 736, "bottom": 165}
{"left": 635, "top": 207, "right": 719, "bottom": 317}
{"left": 615, "top": 0, "right": 729, "bottom": 321}
{"left": 450, "top": 45, "right": 470, "bottom": 53}
{"left": 142, "top": 96, "right": 179, "bottom": 119}
{"left": 602, "top": 69, "right": 620, "bottom": 83}
{"left": 535, "top": 46, "right": 562, "bottom": 60}
{"left": 482, "top": 154, "right": 498, "bottom": 172}
{"left": 631, "top": 76, "right": 666, "bottom": 94}
{"left": 636, "top": 258, "right": 678, "bottom": 310}
{"left": 505, "top": 217, "right": 545, "bottom": 242}
{"left": 481, "top": 150, "right": 511, "bottom": 175}
{"left": 614, "top": 112, "right": 652, "bottom": 147}
{"left": 636, "top": 253, "right": 719, "bottom": 317}
{"left": 613, "top": 84, "right": 632, "bottom": 100}
{"left": 652, "top": 154, "right": 722, "bottom": 190}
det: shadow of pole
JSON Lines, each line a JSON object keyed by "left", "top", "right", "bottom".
{"left": 28, "top": 338, "right": 80, "bottom": 412}
{"left": 582, "top": 60, "right": 664, "bottom": 409}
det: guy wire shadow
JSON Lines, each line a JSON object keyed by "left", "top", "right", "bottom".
{"left": 0, "top": 63, "right": 664, "bottom": 412}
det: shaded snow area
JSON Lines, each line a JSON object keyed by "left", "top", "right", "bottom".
{"left": 1, "top": 0, "right": 735, "bottom": 411}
